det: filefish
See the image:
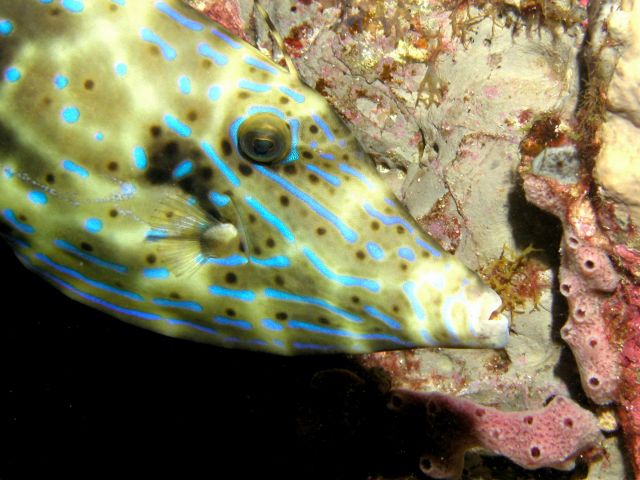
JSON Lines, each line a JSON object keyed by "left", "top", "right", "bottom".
{"left": 0, "top": 0, "right": 509, "bottom": 354}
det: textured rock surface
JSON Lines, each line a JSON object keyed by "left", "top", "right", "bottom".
{"left": 593, "top": 0, "right": 640, "bottom": 231}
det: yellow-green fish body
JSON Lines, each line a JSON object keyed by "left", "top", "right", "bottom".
{"left": 0, "top": 0, "right": 508, "bottom": 354}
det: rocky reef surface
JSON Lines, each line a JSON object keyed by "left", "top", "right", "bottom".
{"left": 190, "top": 0, "right": 640, "bottom": 477}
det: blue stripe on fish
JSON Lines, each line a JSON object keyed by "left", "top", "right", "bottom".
{"left": 164, "top": 114, "right": 191, "bottom": 137}
{"left": 362, "top": 202, "right": 415, "bottom": 234}
{"left": 339, "top": 163, "right": 375, "bottom": 189}
{"left": 362, "top": 305, "right": 401, "bottom": 330}
{"left": 305, "top": 164, "right": 341, "bottom": 186}
{"left": 255, "top": 165, "right": 358, "bottom": 243}
{"left": 140, "top": 28, "right": 176, "bottom": 60}
{"left": 34, "top": 267, "right": 219, "bottom": 337}
{"left": 54, "top": 239, "right": 128, "bottom": 273}
{"left": 311, "top": 114, "right": 335, "bottom": 142}
{"left": 288, "top": 320, "right": 412, "bottom": 346}
{"left": 264, "top": 288, "right": 363, "bottom": 324}
{"left": 155, "top": 1, "right": 204, "bottom": 31}
{"left": 209, "top": 285, "right": 256, "bottom": 302}
{"left": 398, "top": 247, "right": 416, "bottom": 261}
{"left": 143, "top": 267, "right": 170, "bottom": 279}
{"left": 279, "top": 86, "right": 305, "bottom": 103}
{"left": 415, "top": 237, "right": 442, "bottom": 257}
{"left": 213, "top": 315, "right": 252, "bottom": 330}
{"left": 132, "top": 146, "right": 148, "bottom": 169}
{"left": 238, "top": 79, "right": 271, "bottom": 93}
{"left": 303, "top": 247, "right": 380, "bottom": 292}
{"left": 200, "top": 141, "right": 240, "bottom": 187}
{"left": 2, "top": 209, "right": 34, "bottom": 234}
{"left": 62, "top": 159, "right": 89, "bottom": 178}
{"left": 35, "top": 253, "right": 143, "bottom": 301}
{"left": 245, "top": 196, "right": 295, "bottom": 242}
{"left": 153, "top": 297, "right": 204, "bottom": 312}
{"left": 244, "top": 56, "right": 279, "bottom": 75}
{"left": 250, "top": 255, "right": 290, "bottom": 268}
{"left": 197, "top": 42, "right": 228, "bottom": 65}
{"left": 402, "top": 281, "right": 425, "bottom": 321}
{"left": 211, "top": 27, "right": 242, "bottom": 49}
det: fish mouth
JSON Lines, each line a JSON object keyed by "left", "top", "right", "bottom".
{"left": 466, "top": 288, "right": 509, "bottom": 349}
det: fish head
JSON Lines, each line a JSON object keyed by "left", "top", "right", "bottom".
{"left": 173, "top": 52, "right": 509, "bottom": 353}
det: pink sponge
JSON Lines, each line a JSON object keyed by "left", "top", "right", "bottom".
{"left": 389, "top": 390, "right": 602, "bottom": 479}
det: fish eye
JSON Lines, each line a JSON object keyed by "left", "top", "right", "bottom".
{"left": 237, "top": 113, "right": 291, "bottom": 165}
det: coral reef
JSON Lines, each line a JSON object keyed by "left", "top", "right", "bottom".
{"left": 388, "top": 389, "right": 602, "bottom": 479}
{"left": 521, "top": 138, "right": 621, "bottom": 405}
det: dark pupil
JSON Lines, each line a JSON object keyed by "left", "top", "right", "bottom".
{"left": 253, "top": 137, "right": 275, "bottom": 155}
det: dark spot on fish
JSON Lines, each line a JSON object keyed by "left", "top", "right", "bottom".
{"left": 309, "top": 125, "right": 318, "bottom": 134}
{"left": 283, "top": 164, "right": 297, "bottom": 175}
{"left": 80, "top": 242, "right": 93, "bottom": 252}
{"left": 50, "top": 7, "right": 62, "bottom": 16}
{"left": 149, "top": 45, "right": 161, "bottom": 56}
{"left": 109, "top": 209, "right": 118, "bottom": 218}
{"left": 319, "top": 317, "right": 330, "bottom": 325}
{"left": 342, "top": 154, "right": 350, "bottom": 161}
{"left": 396, "top": 226, "right": 405, "bottom": 234}
{"left": 199, "top": 166, "right": 213, "bottom": 180}
{"left": 266, "top": 238, "right": 275, "bottom": 248}
{"left": 279, "top": 97, "right": 289, "bottom": 104}
{"left": 226, "top": 308, "right": 236, "bottom": 317}
{"left": 253, "top": 246, "right": 262, "bottom": 255}
{"left": 45, "top": 174, "right": 55, "bottom": 184}
{"left": 400, "top": 263, "right": 408, "bottom": 271}
{"left": 279, "top": 195, "right": 289, "bottom": 207}
{"left": 239, "top": 164, "right": 253, "bottom": 176}
{"left": 202, "top": 59, "right": 212, "bottom": 69}
{"left": 275, "top": 275, "right": 285, "bottom": 286}
{"left": 351, "top": 296, "right": 360, "bottom": 304}
{"left": 109, "top": 4, "right": 118, "bottom": 11}
{"left": 302, "top": 151, "right": 313, "bottom": 159}
{"left": 187, "top": 111, "right": 198, "bottom": 122}
{"left": 316, "top": 227, "right": 326, "bottom": 235}
{"left": 150, "top": 126, "right": 162, "bottom": 137}
{"left": 239, "top": 92, "right": 250, "bottom": 99}
{"left": 225, "top": 272, "right": 237, "bottom": 284}
{"left": 146, "top": 254, "right": 157, "bottom": 264}
{"left": 18, "top": 214, "right": 27, "bottom": 222}
{"left": 392, "top": 305, "right": 399, "bottom": 313}
{"left": 356, "top": 250, "right": 365, "bottom": 260}
{"left": 42, "top": 97, "right": 52, "bottom": 106}
{"left": 84, "top": 79, "right": 94, "bottom": 90}
{"left": 239, "top": 243, "right": 246, "bottom": 253}
{"left": 221, "top": 139, "right": 232, "bottom": 156}
{"left": 248, "top": 214, "right": 256, "bottom": 223}
{"left": 422, "top": 251, "right": 431, "bottom": 258}
{"left": 170, "top": 291, "right": 181, "bottom": 299}
{"left": 165, "top": 141, "right": 178, "bottom": 155}
{"left": 276, "top": 312, "right": 288, "bottom": 321}
{"left": 165, "top": 211, "right": 174, "bottom": 218}
{"left": 371, "top": 221, "right": 380, "bottom": 230}
{"left": 107, "top": 161, "right": 118, "bottom": 172}
{"left": 308, "top": 174, "right": 319, "bottom": 184}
